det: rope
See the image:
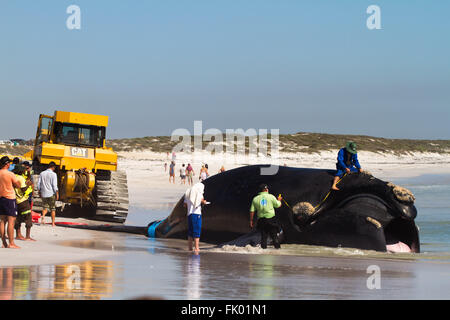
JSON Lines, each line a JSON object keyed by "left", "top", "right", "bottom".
{"left": 282, "top": 198, "right": 292, "bottom": 210}
{"left": 313, "top": 173, "right": 348, "bottom": 210}
{"left": 278, "top": 173, "right": 349, "bottom": 214}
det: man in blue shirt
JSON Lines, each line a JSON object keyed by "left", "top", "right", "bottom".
{"left": 331, "top": 141, "right": 362, "bottom": 191}
{"left": 37, "top": 162, "right": 59, "bottom": 226}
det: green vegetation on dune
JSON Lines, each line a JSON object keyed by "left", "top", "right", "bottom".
{"left": 278, "top": 132, "right": 450, "bottom": 155}
{"left": 3, "top": 133, "right": 448, "bottom": 156}
{"left": 106, "top": 132, "right": 450, "bottom": 155}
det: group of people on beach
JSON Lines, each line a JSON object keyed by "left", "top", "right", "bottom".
{"left": 0, "top": 156, "right": 34, "bottom": 249}
{"left": 181, "top": 141, "right": 363, "bottom": 253}
{"left": 0, "top": 156, "right": 59, "bottom": 249}
{"left": 165, "top": 161, "right": 226, "bottom": 185}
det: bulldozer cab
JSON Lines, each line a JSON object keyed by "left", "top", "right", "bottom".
{"left": 53, "top": 122, "right": 105, "bottom": 148}
{"left": 35, "top": 112, "right": 106, "bottom": 149}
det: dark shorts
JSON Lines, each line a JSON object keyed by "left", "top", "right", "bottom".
{"left": 188, "top": 214, "right": 202, "bottom": 238}
{"left": 42, "top": 196, "right": 56, "bottom": 211}
{"left": 15, "top": 201, "right": 32, "bottom": 229}
{"left": 0, "top": 197, "right": 18, "bottom": 217}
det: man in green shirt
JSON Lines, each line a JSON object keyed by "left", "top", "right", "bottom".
{"left": 249, "top": 184, "right": 283, "bottom": 249}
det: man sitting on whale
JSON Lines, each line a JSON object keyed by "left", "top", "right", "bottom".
{"left": 331, "top": 141, "right": 363, "bottom": 191}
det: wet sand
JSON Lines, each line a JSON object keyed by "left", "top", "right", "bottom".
{"left": 3, "top": 233, "right": 449, "bottom": 300}
{"left": 0, "top": 222, "right": 121, "bottom": 267}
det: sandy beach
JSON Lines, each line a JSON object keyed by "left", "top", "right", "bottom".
{"left": 1, "top": 149, "right": 449, "bottom": 268}
{"left": 0, "top": 222, "right": 120, "bottom": 267}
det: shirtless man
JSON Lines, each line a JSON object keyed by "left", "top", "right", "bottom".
{"left": 0, "top": 157, "right": 21, "bottom": 249}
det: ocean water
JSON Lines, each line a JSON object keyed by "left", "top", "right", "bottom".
{"left": 394, "top": 175, "right": 450, "bottom": 255}
{"left": 1, "top": 174, "right": 449, "bottom": 300}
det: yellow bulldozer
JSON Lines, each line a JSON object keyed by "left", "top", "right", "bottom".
{"left": 25, "top": 111, "right": 129, "bottom": 223}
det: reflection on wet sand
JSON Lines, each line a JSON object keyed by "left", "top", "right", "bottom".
{"left": 0, "top": 268, "right": 13, "bottom": 300}
{"left": 2, "top": 234, "right": 450, "bottom": 300}
{"left": 0, "top": 261, "right": 115, "bottom": 300}
{"left": 248, "top": 255, "right": 277, "bottom": 299}
{"left": 186, "top": 254, "right": 202, "bottom": 299}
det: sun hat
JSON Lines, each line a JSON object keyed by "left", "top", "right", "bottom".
{"left": 346, "top": 141, "right": 357, "bottom": 154}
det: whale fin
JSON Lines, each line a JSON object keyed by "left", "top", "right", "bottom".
{"left": 220, "top": 230, "right": 262, "bottom": 247}
{"left": 219, "top": 229, "right": 285, "bottom": 248}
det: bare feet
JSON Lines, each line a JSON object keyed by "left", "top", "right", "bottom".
{"left": 16, "top": 236, "right": 26, "bottom": 241}
{"left": 331, "top": 186, "right": 340, "bottom": 191}
{"left": 7, "top": 243, "right": 20, "bottom": 249}
{"left": 25, "top": 238, "right": 36, "bottom": 242}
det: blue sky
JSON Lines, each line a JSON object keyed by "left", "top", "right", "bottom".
{"left": 1, "top": 0, "right": 449, "bottom": 139}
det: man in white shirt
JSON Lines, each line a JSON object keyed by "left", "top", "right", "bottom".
{"left": 37, "top": 162, "right": 59, "bottom": 227}
{"left": 183, "top": 183, "right": 208, "bottom": 254}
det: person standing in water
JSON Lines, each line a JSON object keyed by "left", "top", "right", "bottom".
{"left": 183, "top": 183, "right": 208, "bottom": 254}
{"left": 249, "top": 183, "right": 283, "bottom": 249}
{"left": 331, "top": 141, "right": 363, "bottom": 191}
